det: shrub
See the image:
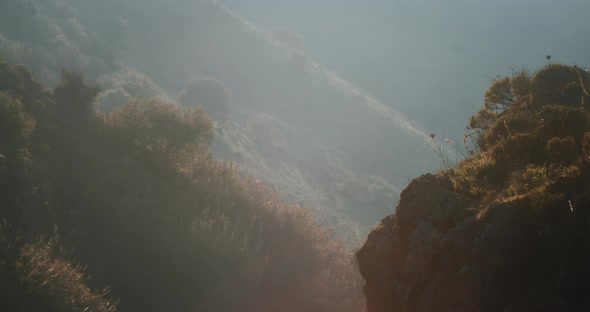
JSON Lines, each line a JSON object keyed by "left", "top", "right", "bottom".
{"left": 0, "top": 235, "right": 116, "bottom": 312}
{"left": 547, "top": 136, "right": 577, "bottom": 164}
{"left": 450, "top": 153, "right": 502, "bottom": 199}
{"left": 0, "top": 92, "right": 35, "bottom": 153}
{"left": 103, "top": 98, "right": 213, "bottom": 160}
{"left": 531, "top": 64, "right": 590, "bottom": 110}
{"left": 52, "top": 70, "right": 100, "bottom": 131}
{"left": 0, "top": 59, "right": 49, "bottom": 114}
{"left": 482, "top": 110, "right": 539, "bottom": 150}
{"left": 456, "top": 63, "right": 590, "bottom": 209}
{"left": 491, "top": 133, "right": 546, "bottom": 171}
{"left": 539, "top": 105, "right": 590, "bottom": 143}
{"left": 468, "top": 68, "right": 532, "bottom": 145}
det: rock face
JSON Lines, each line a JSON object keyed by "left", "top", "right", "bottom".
{"left": 357, "top": 173, "right": 590, "bottom": 312}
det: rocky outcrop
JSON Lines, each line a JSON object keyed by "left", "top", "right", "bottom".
{"left": 357, "top": 173, "right": 590, "bottom": 312}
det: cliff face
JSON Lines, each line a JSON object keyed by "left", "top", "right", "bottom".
{"left": 357, "top": 173, "right": 590, "bottom": 312}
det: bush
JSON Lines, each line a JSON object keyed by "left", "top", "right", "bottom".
{"left": 52, "top": 70, "right": 100, "bottom": 131}
{"left": 531, "top": 64, "right": 590, "bottom": 110}
{"left": 482, "top": 110, "right": 539, "bottom": 150}
{"left": 468, "top": 68, "right": 532, "bottom": 144}
{"left": 103, "top": 98, "right": 214, "bottom": 161}
{"left": 0, "top": 92, "right": 35, "bottom": 153}
{"left": 547, "top": 136, "right": 577, "bottom": 164}
{"left": 539, "top": 105, "right": 590, "bottom": 143}
{"left": 450, "top": 153, "right": 503, "bottom": 199}
{"left": 0, "top": 235, "right": 116, "bottom": 312}
{"left": 453, "top": 63, "right": 590, "bottom": 206}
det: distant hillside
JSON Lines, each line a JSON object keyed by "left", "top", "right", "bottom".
{"left": 0, "top": 0, "right": 438, "bottom": 242}
{"left": 357, "top": 64, "right": 590, "bottom": 311}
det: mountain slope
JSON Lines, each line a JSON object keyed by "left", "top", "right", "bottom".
{"left": 0, "top": 0, "right": 438, "bottom": 242}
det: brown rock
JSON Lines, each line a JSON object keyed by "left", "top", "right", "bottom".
{"left": 356, "top": 170, "right": 590, "bottom": 312}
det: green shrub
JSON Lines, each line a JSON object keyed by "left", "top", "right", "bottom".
{"left": 0, "top": 92, "right": 35, "bottom": 153}
{"left": 450, "top": 153, "right": 503, "bottom": 199}
{"left": 468, "top": 68, "right": 532, "bottom": 146}
{"left": 490, "top": 132, "right": 546, "bottom": 172}
{"left": 539, "top": 105, "right": 590, "bottom": 143}
{"left": 456, "top": 64, "right": 590, "bottom": 207}
{"left": 547, "top": 136, "right": 577, "bottom": 164}
{"left": 482, "top": 110, "right": 539, "bottom": 150}
{"left": 531, "top": 64, "right": 590, "bottom": 110}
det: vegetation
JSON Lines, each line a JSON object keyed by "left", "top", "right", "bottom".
{"left": 451, "top": 63, "right": 590, "bottom": 214}
{"left": 0, "top": 59, "right": 362, "bottom": 312}
{"left": 0, "top": 0, "right": 441, "bottom": 246}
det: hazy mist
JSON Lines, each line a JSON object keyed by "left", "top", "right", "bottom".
{"left": 2, "top": 1, "right": 590, "bottom": 311}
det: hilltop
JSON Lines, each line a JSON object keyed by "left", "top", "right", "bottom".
{"left": 357, "top": 63, "right": 590, "bottom": 311}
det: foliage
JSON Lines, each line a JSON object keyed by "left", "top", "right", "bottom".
{"left": 468, "top": 69, "right": 532, "bottom": 141}
{"left": 451, "top": 63, "right": 590, "bottom": 210}
{"left": 103, "top": 98, "right": 214, "bottom": 161}
{"left": 0, "top": 238, "right": 117, "bottom": 312}
{"left": 547, "top": 136, "right": 577, "bottom": 164}
{"left": 0, "top": 59, "right": 362, "bottom": 312}
{"left": 0, "top": 92, "right": 35, "bottom": 153}
{"left": 0, "top": 58, "right": 50, "bottom": 114}
{"left": 52, "top": 70, "right": 100, "bottom": 131}
{"left": 531, "top": 64, "right": 590, "bottom": 110}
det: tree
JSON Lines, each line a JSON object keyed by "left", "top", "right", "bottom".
{"left": 468, "top": 69, "right": 532, "bottom": 143}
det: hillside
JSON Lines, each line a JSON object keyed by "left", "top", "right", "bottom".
{"left": 0, "top": 1, "right": 399, "bottom": 311}
{"left": 0, "top": 56, "right": 366, "bottom": 311}
{"left": 357, "top": 64, "right": 590, "bottom": 311}
{"left": 0, "top": 0, "right": 438, "bottom": 244}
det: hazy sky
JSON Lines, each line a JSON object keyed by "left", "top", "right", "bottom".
{"left": 221, "top": 0, "right": 590, "bottom": 139}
